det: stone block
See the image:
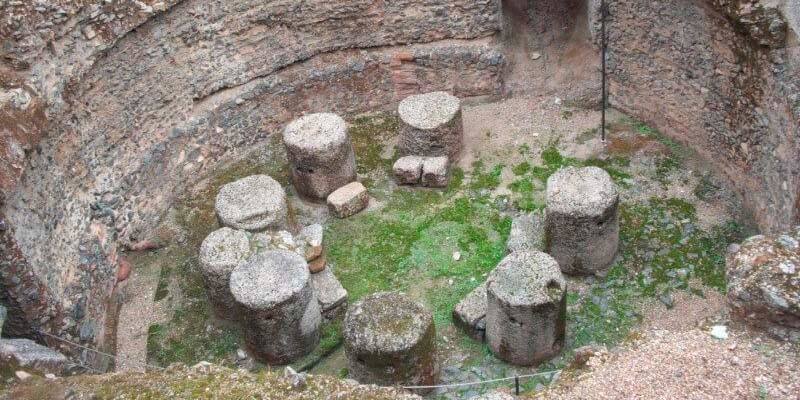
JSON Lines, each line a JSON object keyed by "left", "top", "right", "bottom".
{"left": 393, "top": 156, "right": 424, "bottom": 185}
{"left": 0, "top": 339, "right": 67, "bottom": 375}
{"left": 327, "top": 182, "right": 369, "bottom": 218}
{"left": 507, "top": 211, "right": 545, "bottom": 254}
{"left": 215, "top": 175, "right": 288, "bottom": 231}
{"left": 310, "top": 267, "right": 348, "bottom": 319}
{"left": 421, "top": 156, "right": 449, "bottom": 188}
{"left": 453, "top": 281, "right": 488, "bottom": 342}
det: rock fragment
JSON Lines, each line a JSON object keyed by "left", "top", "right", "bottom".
{"left": 0, "top": 338, "right": 68, "bottom": 375}
{"left": 727, "top": 228, "right": 800, "bottom": 342}
{"left": 453, "top": 281, "right": 488, "bottom": 341}
{"left": 310, "top": 267, "right": 348, "bottom": 319}
{"left": 327, "top": 182, "right": 369, "bottom": 218}
{"left": 393, "top": 156, "right": 424, "bottom": 185}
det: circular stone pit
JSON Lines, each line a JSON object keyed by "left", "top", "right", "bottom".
{"left": 229, "top": 250, "right": 321, "bottom": 364}
{"left": 199, "top": 227, "right": 251, "bottom": 320}
{"left": 397, "top": 91, "right": 463, "bottom": 159}
{"left": 343, "top": 292, "right": 438, "bottom": 391}
{"left": 486, "top": 250, "right": 567, "bottom": 366}
{"left": 214, "top": 175, "right": 288, "bottom": 231}
{"left": 283, "top": 113, "right": 357, "bottom": 200}
{"left": 545, "top": 166, "right": 620, "bottom": 276}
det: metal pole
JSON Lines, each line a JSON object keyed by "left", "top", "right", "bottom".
{"left": 515, "top": 376, "right": 520, "bottom": 395}
{"left": 601, "top": 0, "right": 607, "bottom": 143}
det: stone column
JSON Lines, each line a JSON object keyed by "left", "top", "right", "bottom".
{"left": 397, "top": 91, "right": 463, "bottom": 160}
{"left": 199, "top": 227, "right": 251, "bottom": 319}
{"left": 283, "top": 113, "right": 357, "bottom": 200}
{"left": 214, "top": 174, "right": 288, "bottom": 231}
{"left": 343, "top": 292, "right": 438, "bottom": 392}
{"left": 486, "top": 251, "right": 566, "bottom": 366}
{"left": 229, "top": 250, "right": 321, "bottom": 364}
{"left": 545, "top": 166, "right": 619, "bottom": 276}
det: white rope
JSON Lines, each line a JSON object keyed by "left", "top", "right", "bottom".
{"left": 401, "top": 369, "right": 560, "bottom": 390}
{"left": 37, "top": 330, "right": 166, "bottom": 371}
{"left": 39, "top": 328, "right": 560, "bottom": 392}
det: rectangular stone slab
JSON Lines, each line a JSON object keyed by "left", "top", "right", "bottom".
{"left": 453, "top": 281, "right": 488, "bottom": 342}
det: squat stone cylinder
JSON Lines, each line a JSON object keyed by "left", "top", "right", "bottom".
{"left": 397, "top": 91, "right": 463, "bottom": 160}
{"left": 486, "top": 250, "right": 566, "bottom": 366}
{"left": 214, "top": 174, "right": 288, "bottom": 231}
{"left": 229, "top": 250, "right": 321, "bottom": 364}
{"left": 283, "top": 113, "right": 357, "bottom": 200}
{"left": 199, "top": 227, "right": 250, "bottom": 320}
{"left": 343, "top": 292, "right": 438, "bottom": 391}
{"left": 545, "top": 166, "right": 620, "bottom": 276}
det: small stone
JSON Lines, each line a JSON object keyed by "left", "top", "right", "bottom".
{"left": 236, "top": 349, "right": 247, "bottom": 360}
{"left": 709, "top": 325, "right": 728, "bottom": 340}
{"left": 453, "top": 281, "right": 488, "bottom": 341}
{"left": 531, "top": 52, "right": 542, "bottom": 60}
{"left": 15, "top": 371, "right": 32, "bottom": 381}
{"left": 308, "top": 253, "right": 327, "bottom": 274}
{"left": 777, "top": 234, "right": 799, "bottom": 250}
{"left": 327, "top": 182, "right": 369, "bottom": 218}
{"left": 309, "top": 267, "right": 348, "bottom": 315}
{"left": 298, "top": 224, "right": 324, "bottom": 261}
{"left": 421, "top": 156, "right": 449, "bottom": 188}
{"left": 393, "top": 156, "right": 424, "bottom": 185}
{"left": 452, "top": 251, "right": 461, "bottom": 261}
{"left": 284, "top": 366, "right": 307, "bottom": 390}
{"left": 44, "top": 373, "right": 56, "bottom": 380}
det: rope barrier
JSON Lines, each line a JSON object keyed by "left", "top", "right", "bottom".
{"left": 37, "top": 330, "right": 165, "bottom": 371}
{"left": 37, "top": 329, "right": 559, "bottom": 393}
{"left": 401, "top": 369, "right": 560, "bottom": 390}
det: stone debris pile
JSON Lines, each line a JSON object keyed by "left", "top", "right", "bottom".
{"left": 283, "top": 113, "right": 358, "bottom": 200}
{"left": 343, "top": 292, "right": 438, "bottom": 392}
{"left": 485, "top": 250, "right": 566, "bottom": 366}
{"left": 545, "top": 166, "right": 620, "bottom": 276}
{"left": 230, "top": 251, "right": 321, "bottom": 364}
{"left": 727, "top": 227, "right": 800, "bottom": 342}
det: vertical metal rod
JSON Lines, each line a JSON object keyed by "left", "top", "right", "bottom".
{"left": 515, "top": 376, "right": 520, "bottom": 395}
{"left": 601, "top": 0, "right": 607, "bottom": 142}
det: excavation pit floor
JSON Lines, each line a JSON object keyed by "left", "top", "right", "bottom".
{"left": 117, "top": 94, "right": 798, "bottom": 399}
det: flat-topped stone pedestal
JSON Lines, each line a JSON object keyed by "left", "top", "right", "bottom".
{"left": 486, "top": 250, "right": 566, "bottom": 366}
{"left": 545, "top": 166, "right": 619, "bottom": 276}
{"left": 397, "top": 92, "right": 463, "bottom": 160}
{"left": 283, "top": 113, "right": 357, "bottom": 200}
{"left": 230, "top": 250, "right": 321, "bottom": 364}
{"left": 343, "top": 292, "right": 438, "bottom": 392}
{"left": 199, "top": 227, "right": 251, "bottom": 319}
{"left": 215, "top": 175, "right": 288, "bottom": 231}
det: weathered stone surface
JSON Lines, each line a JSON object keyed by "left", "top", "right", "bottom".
{"left": 343, "top": 292, "right": 438, "bottom": 391}
{"left": 284, "top": 113, "right": 357, "bottom": 200}
{"left": 397, "top": 92, "right": 463, "bottom": 159}
{"left": 727, "top": 228, "right": 800, "bottom": 342}
{"left": 215, "top": 175, "right": 288, "bottom": 231}
{"left": 310, "top": 267, "right": 348, "bottom": 318}
{"left": 229, "top": 251, "right": 321, "bottom": 364}
{"left": 0, "top": 339, "right": 67, "bottom": 375}
{"left": 545, "top": 166, "right": 619, "bottom": 276}
{"left": 297, "top": 224, "right": 324, "bottom": 262}
{"left": 327, "top": 182, "right": 369, "bottom": 219}
{"left": 0, "top": 304, "right": 6, "bottom": 337}
{"left": 421, "top": 156, "right": 450, "bottom": 188}
{"left": 507, "top": 211, "right": 546, "bottom": 254}
{"left": 486, "top": 251, "right": 566, "bottom": 366}
{"left": 199, "top": 227, "right": 251, "bottom": 319}
{"left": 393, "top": 156, "right": 425, "bottom": 185}
{"left": 453, "top": 281, "right": 488, "bottom": 342}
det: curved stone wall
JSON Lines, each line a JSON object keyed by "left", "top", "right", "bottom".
{"left": 0, "top": 0, "right": 504, "bottom": 357}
